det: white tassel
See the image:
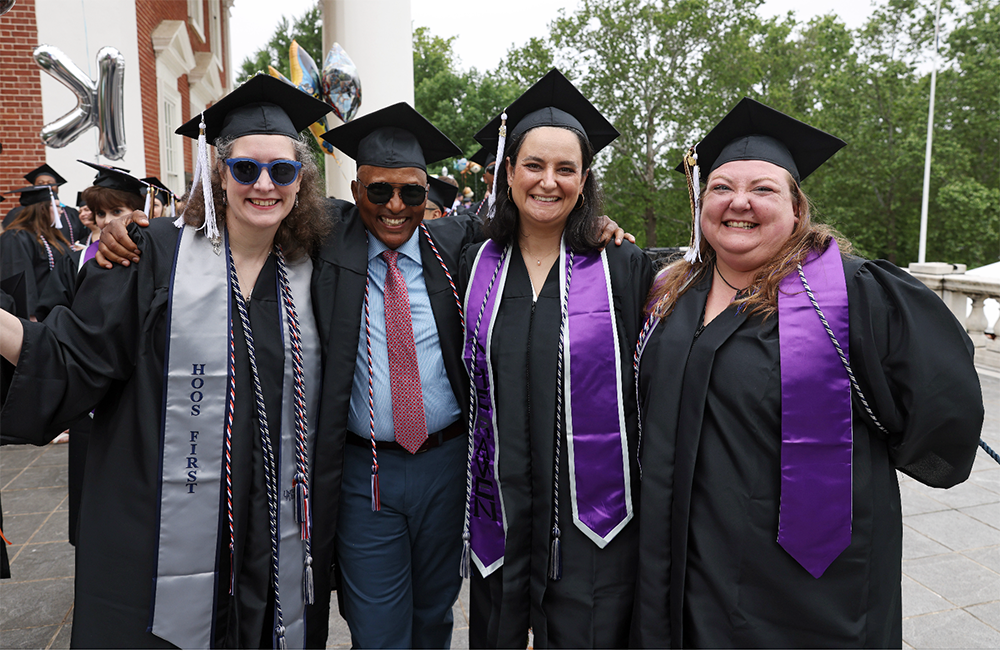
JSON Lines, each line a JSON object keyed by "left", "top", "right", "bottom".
{"left": 683, "top": 152, "right": 703, "bottom": 264}
{"left": 486, "top": 110, "right": 507, "bottom": 221}
{"left": 48, "top": 188, "right": 63, "bottom": 229}
{"left": 142, "top": 185, "right": 153, "bottom": 218}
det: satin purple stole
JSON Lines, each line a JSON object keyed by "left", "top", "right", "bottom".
{"left": 777, "top": 241, "right": 852, "bottom": 578}
{"left": 463, "top": 240, "right": 632, "bottom": 576}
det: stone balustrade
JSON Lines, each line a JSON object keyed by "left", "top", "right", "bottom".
{"left": 908, "top": 262, "right": 1000, "bottom": 371}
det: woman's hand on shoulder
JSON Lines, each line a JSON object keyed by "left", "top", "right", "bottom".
{"left": 96, "top": 210, "right": 149, "bottom": 268}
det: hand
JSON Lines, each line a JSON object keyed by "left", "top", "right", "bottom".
{"left": 96, "top": 210, "right": 149, "bottom": 268}
{"left": 596, "top": 214, "right": 636, "bottom": 249}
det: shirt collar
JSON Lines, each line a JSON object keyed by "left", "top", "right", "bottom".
{"left": 367, "top": 225, "right": 422, "bottom": 265}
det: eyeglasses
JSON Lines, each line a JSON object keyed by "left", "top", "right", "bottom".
{"left": 484, "top": 164, "right": 496, "bottom": 174}
{"left": 356, "top": 179, "right": 427, "bottom": 206}
{"left": 224, "top": 158, "right": 302, "bottom": 186}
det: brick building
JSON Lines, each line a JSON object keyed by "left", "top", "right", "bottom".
{"left": 0, "top": 0, "right": 231, "bottom": 217}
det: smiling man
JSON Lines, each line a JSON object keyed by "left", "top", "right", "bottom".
{"left": 309, "top": 103, "right": 479, "bottom": 649}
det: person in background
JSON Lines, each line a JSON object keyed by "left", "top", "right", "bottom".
{"left": 462, "top": 148, "right": 495, "bottom": 222}
{"left": 3, "top": 164, "right": 86, "bottom": 245}
{"left": 460, "top": 68, "right": 652, "bottom": 649}
{"left": 424, "top": 176, "right": 459, "bottom": 221}
{"left": 142, "top": 176, "right": 176, "bottom": 218}
{"left": 633, "top": 98, "right": 983, "bottom": 648}
{"left": 75, "top": 192, "right": 99, "bottom": 252}
{"left": 0, "top": 185, "right": 73, "bottom": 320}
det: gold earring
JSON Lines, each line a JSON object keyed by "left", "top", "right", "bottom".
{"left": 507, "top": 186, "right": 513, "bottom": 202}
{"left": 575, "top": 193, "right": 585, "bottom": 211}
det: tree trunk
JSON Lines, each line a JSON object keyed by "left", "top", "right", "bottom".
{"left": 644, "top": 202, "right": 657, "bottom": 248}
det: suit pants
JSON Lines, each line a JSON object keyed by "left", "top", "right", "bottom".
{"left": 337, "top": 433, "right": 466, "bottom": 649}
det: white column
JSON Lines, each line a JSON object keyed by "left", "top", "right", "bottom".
{"left": 322, "top": 0, "right": 414, "bottom": 201}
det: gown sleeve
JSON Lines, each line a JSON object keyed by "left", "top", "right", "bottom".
{"left": 0, "top": 231, "right": 41, "bottom": 319}
{"left": 847, "top": 258, "right": 983, "bottom": 487}
{"left": 0, "top": 224, "right": 162, "bottom": 442}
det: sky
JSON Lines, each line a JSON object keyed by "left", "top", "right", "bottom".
{"left": 228, "top": 0, "right": 880, "bottom": 78}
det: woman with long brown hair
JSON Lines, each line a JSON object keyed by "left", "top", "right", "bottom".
{"left": 633, "top": 98, "right": 983, "bottom": 648}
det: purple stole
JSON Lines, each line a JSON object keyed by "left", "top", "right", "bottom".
{"left": 463, "top": 239, "right": 632, "bottom": 577}
{"left": 777, "top": 240, "right": 852, "bottom": 578}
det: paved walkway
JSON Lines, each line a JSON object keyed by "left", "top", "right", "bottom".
{"left": 2, "top": 370, "right": 997, "bottom": 649}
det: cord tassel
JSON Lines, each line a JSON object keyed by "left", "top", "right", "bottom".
{"left": 295, "top": 473, "right": 308, "bottom": 524}
{"left": 548, "top": 527, "right": 562, "bottom": 581}
{"left": 229, "top": 544, "right": 235, "bottom": 596}
{"left": 371, "top": 465, "right": 381, "bottom": 512}
{"left": 275, "top": 625, "right": 287, "bottom": 650}
{"left": 304, "top": 555, "right": 315, "bottom": 605}
{"left": 460, "top": 531, "right": 471, "bottom": 579}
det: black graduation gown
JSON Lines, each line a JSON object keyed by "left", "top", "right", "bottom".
{"left": 0, "top": 229, "right": 74, "bottom": 319}
{"left": 305, "top": 201, "right": 481, "bottom": 648}
{"left": 0, "top": 218, "right": 299, "bottom": 648}
{"left": 3, "top": 204, "right": 87, "bottom": 245}
{"left": 634, "top": 256, "right": 983, "bottom": 649}
{"left": 459, "top": 242, "right": 653, "bottom": 649}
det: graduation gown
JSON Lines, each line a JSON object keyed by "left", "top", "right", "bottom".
{"left": 634, "top": 256, "right": 983, "bottom": 649}
{"left": 3, "top": 203, "right": 87, "bottom": 245}
{"left": 306, "top": 200, "right": 481, "bottom": 648}
{"left": 0, "top": 218, "right": 305, "bottom": 648}
{"left": 459, "top": 241, "right": 653, "bottom": 649}
{"left": 0, "top": 229, "right": 74, "bottom": 319}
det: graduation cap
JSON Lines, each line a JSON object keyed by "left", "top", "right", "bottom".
{"left": 676, "top": 97, "right": 846, "bottom": 184}
{"left": 320, "top": 102, "right": 461, "bottom": 172}
{"left": 7, "top": 185, "right": 55, "bottom": 207}
{"left": 142, "top": 177, "right": 172, "bottom": 204}
{"left": 474, "top": 68, "right": 619, "bottom": 159}
{"left": 23, "top": 164, "right": 67, "bottom": 187}
{"left": 676, "top": 98, "right": 846, "bottom": 263}
{"left": 426, "top": 176, "right": 459, "bottom": 212}
{"left": 79, "top": 160, "right": 146, "bottom": 197}
{"left": 175, "top": 73, "right": 332, "bottom": 143}
{"left": 75, "top": 191, "right": 86, "bottom": 207}
{"left": 469, "top": 147, "right": 496, "bottom": 170}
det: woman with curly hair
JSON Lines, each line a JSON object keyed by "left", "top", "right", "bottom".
{"left": 0, "top": 75, "right": 332, "bottom": 649}
{"left": 633, "top": 98, "right": 983, "bottom": 648}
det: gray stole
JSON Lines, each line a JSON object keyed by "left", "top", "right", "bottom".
{"left": 152, "top": 225, "right": 319, "bottom": 648}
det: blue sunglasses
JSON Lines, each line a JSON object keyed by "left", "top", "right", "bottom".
{"left": 224, "top": 158, "right": 302, "bottom": 186}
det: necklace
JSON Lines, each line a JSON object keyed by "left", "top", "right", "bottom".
{"left": 715, "top": 263, "right": 747, "bottom": 292}
{"left": 520, "top": 242, "right": 560, "bottom": 266}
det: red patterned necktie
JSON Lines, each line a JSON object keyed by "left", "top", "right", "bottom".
{"left": 381, "top": 250, "right": 428, "bottom": 453}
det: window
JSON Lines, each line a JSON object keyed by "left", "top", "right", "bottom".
{"left": 159, "top": 83, "right": 184, "bottom": 196}
{"left": 188, "top": 0, "right": 205, "bottom": 41}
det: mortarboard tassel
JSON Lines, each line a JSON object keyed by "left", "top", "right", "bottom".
{"left": 548, "top": 526, "right": 562, "bottom": 580}
{"left": 486, "top": 111, "right": 507, "bottom": 220}
{"left": 304, "top": 554, "right": 315, "bottom": 605}
{"left": 682, "top": 148, "right": 702, "bottom": 264}
{"left": 48, "top": 187, "right": 63, "bottom": 230}
{"left": 459, "top": 531, "right": 471, "bottom": 579}
{"left": 143, "top": 185, "right": 153, "bottom": 218}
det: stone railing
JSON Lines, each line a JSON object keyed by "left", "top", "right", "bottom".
{"left": 908, "top": 262, "right": 1000, "bottom": 372}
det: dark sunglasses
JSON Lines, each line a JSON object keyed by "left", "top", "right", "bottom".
{"left": 484, "top": 164, "right": 496, "bottom": 174}
{"left": 357, "top": 179, "right": 427, "bottom": 206}
{"left": 225, "top": 158, "right": 302, "bottom": 186}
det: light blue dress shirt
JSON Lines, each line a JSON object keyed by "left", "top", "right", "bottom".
{"left": 348, "top": 228, "right": 462, "bottom": 440}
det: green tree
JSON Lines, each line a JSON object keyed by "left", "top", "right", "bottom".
{"left": 237, "top": 3, "right": 324, "bottom": 84}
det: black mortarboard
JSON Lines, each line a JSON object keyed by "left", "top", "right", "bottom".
{"left": 676, "top": 98, "right": 846, "bottom": 183}
{"left": 7, "top": 185, "right": 55, "bottom": 207}
{"left": 469, "top": 148, "right": 496, "bottom": 168}
{"left": 142, "top": 176, "right": 172, "bottom": 204}
{"left": 175, "top": 74, "right": 332, "bottom": 143}
{"left": 24, "top": 164, "right": 67, "bottom": 186}
{"left": 474, "top": 68, "right": 619, "bottom": 157}
{"left": 78, "top": 160, "right": 146, "bottom": 197}
{"left": 320, "top": 102, "right": 461, "bottom": 172}
{"left": 75, "top": 191, "right": 85, "bottom": 207}
{"left": 427, "top": 176, "right": 459, "bottom": 212}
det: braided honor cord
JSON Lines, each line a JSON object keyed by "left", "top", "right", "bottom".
{"left": 38, "top": 233, "right": 55, "bottom": 270}
{"left": 459, "top": 246, "right": 508, "bottom": 579}
{"left": 420, "top": 222, "right": 464, "bottom": 322}
{"left": 276, "top": 248, "right": 315, "bottom": 605}
{"left": 632, "top": 314, "right": 660, "bottom": 479}
{"left": 363, "top": 270, "right": 381, "bottom": 512}
{"left": 549, "top": 249, "right": 575, "bottom": 581}
{"left": 223, "top": 299, "right": 237, "bottom": 595}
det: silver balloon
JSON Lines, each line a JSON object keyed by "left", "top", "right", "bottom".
{"left": 321, "top": 43, "right": 362, "bottom": 123}
{"left": 33, "top": 45, "right": 127, "bottom": 160}
{"left": 0, "top": 0, "right": 16, "bottom": 17}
